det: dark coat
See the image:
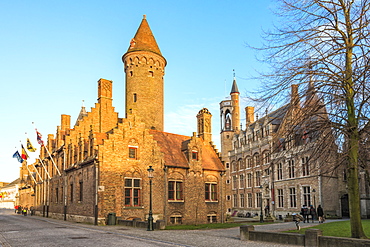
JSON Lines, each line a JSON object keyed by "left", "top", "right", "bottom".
{"left": 317, "top": 206, "right": 324, "bottom": 217}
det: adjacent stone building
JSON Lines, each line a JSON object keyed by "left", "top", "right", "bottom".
{"left": 26, "top": 16, "right": 225, "bottom": 225}
{"left": 222, "top": 79, "right": 345, "bottom": 219}
{"left": 0, "top": 179, "right": 20, "bottom": 209}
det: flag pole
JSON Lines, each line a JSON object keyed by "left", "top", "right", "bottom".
{"left": 26, "top": 165, "right": 37, "bottom": 184}
{"left": 44, "top": 146, "right": 61, "bottom": 176}
{"left": 31, "top": 164, "right": 43, "bottom": 182}
{"left": 32, "top": 122, "right": 61, "bottom": 176}
{"left": 39, "top": 158, "right": 51, "bottom": 180}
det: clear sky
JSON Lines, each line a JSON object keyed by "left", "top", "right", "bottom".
{"left": 0, "top": 0, "right": 276, "bottom": 182}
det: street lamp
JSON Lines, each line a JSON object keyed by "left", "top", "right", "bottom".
{"left": 259, "top": 185, "right": 263, "bottom": 223}
{"left": 147, "top": 166, "right": 154, "bottom": 231}
{"left": 312, "top": 189, "right": 316, "bottom": 208}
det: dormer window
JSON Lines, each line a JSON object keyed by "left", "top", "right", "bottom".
{"left": 192, "top": 151, "right": 198, "bottom": 160}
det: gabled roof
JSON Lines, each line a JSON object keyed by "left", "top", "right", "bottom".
{"left": 126, "top": 15, "right": 162, "bottom": 56}
{"left": 201, "top": 144, "right": 224, "bottom": 171}
{"left": 75, "top": 105, "right": 88, "bottom": 126}
{"left": 149, "top": 130, "right": 189, "bottom": 168}
{"left": 149, "top": 130, "right": 224, "bottom": 171}
{"left": 2, "top": 178, "right": 20, "bottom": 188}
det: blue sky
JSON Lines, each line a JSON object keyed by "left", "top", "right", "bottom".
{"left": 0, "top": 0, "right": 276, "bottom": 182}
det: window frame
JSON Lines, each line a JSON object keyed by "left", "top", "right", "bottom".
{"left": 128, "top": 146, "right": 138, "bottom": 160}
{"left": 289, "top": 187, "right": 297, "bottom": 208}
{"left": 168, "top": 180, "right": 184, "bottom": 201}
{"left": 277, "top": 189, "right": 284, "bottom": 208}
{"left": 124, "top": 178, "right": 142, "bottom": 207}
{"left": 205, "top": 183, "right": 218, "bottom": 202}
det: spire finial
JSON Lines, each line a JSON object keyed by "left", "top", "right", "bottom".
{"left": 82, "top": 100, "right": 85, "bottom": 107}
{"left": 143, "top": 14, "right": 146, "bottom": 19}
{"left": 233, "top": 69, "right": 235, "bottom": 78}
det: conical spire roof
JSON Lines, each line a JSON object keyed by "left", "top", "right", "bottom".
{"left": 230, "top": 77, "right": 239, "bottom": 94}
{"left": 126, "top": 15, "right": 162, "bottom": 56}
{"left": 75, "top": 101, "right": 88, "bottom": 126}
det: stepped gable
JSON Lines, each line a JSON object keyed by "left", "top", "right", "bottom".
{"left": 201, "top": 142, "right": 224, "bottom": 171}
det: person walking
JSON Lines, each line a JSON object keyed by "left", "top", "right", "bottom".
{"left": 301, "top": 205, "right": 309, "bottom": 223}
{"left": 317, "top": 205, "right": 324, "bottom": 223}
{"left": 309, "top": 205, "right": 316, "bottom": 223}
{"left": 22, "top": 206, "right": 27, "bottom": 216}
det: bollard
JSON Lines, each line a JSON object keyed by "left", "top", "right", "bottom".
{"left": 305, "top": 228, "right": 322, "bottom": 247}
{"left": 240, "top": 225, "right": 255, "bottom": 241}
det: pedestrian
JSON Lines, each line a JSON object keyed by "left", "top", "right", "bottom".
{"left": 292, "top": 213, "right": 304, "bottom": 230}
{"left": 300, "top": 205, "right": 309, "bottom": 223}
{"left": 14, "top": 205, "right": 18, "bottom": 213}
{"left": 317, "top": 205, "right": 324, "bottom": 223}
{"left": 309, "top": 205, "right": 316, "bottom": 223}
{"left": 22, "top": 207, "right": 27, "bottom": 216}
{"left": 264, "top": 205, "right": 270, "bottom": 216}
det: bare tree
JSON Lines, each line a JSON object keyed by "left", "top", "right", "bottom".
{"left": 252, "top": 0, "right": 370, "bottom": 239}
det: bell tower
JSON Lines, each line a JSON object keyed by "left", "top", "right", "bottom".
{"left": 122, "top": 15, "right": 167, "bottom": 131}
{"left": 220, "top": 75, "right": 240, "bottom": 161}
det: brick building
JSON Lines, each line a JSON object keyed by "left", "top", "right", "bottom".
{"left": 221, "top": 79, "right": 345, "bottom": 219}
{"left": 26, "top": 16, "right": 225, "bottom": 225}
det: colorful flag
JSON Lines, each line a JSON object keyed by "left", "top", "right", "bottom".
{"left": 36, "top": 129, "right": 44, "bottom": 146}
{"left": 21, "top": 144, "right": 29, "bottom": 160}
{"left": 12, "top": 150, "right": 24, "bottom": 163}
{"left": 26, "top": 138, "right": 37, "bottom": 152}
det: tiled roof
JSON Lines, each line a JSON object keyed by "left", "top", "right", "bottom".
{"left": 150, "top": 130, "right": 189, "bottom": 168}
{"left": 200, "top": 143, "right": 224, "bottom": 171}
{"left": 126, "top": 15, "right": 162, "bottom": 56}
{"left": 149, "top": 130, "right": 224, "bottom": 171}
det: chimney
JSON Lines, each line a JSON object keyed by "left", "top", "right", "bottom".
{"left": 61, "top": 114, "right": 71, "bottom": 131}
{"left": 291, "top": 84, "right": 299, "bottom": 107}
{"left": 245, "top": 106, "right": 255, "bottom": 125}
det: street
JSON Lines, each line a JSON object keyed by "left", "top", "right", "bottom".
{"left": 0, "top": 209, "right": 299, "bottom": 247}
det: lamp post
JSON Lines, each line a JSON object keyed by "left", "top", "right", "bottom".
{"left": 147, "top": 166, "right": 154, "bottom": 231}
{"left": 259, "top": 185, "right": 263, "bottom": 223}
{"left": 312, "top": 189, "right": 316, "bottom": 208}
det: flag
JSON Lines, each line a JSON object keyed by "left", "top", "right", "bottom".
{"left": 26, "top": 138, "right": 37, "bottom": 152}
{"left": 36, "top": 129, "right": 44, "bottom": 146}
{"left": 21, "top": 144, "right": 29, "bottom": 160}
{"left": 12, "top": 150, "right": 24, "bottom": 163}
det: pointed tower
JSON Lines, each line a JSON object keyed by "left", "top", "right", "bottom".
{"left": 122, "top": 15, "right": 167, "bottom": 131}
{"left": 220, "top": 74, "right": 240, "bottom": 162}
{"left": 75, "top": 100, "right": 88, "bottom": 126}
{"left": 230, "top": 77, "right": 240, "bottom": 131}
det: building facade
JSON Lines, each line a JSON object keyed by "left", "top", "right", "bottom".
{"left": 222, "top": 81, "right": 345, "bottom": 219}
{"left": 0, "top": 179, "right": 20, "bottom": 209}
{"left": 24, "top": 16, "right": 225, "bottom": 225}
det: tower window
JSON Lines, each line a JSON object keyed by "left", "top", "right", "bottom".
{"left": 133, "top": 93, "right": 137, "bottom": 103}
{"left": 130, "top": 71, "right": 133, "bottom": 76}
{"left": 149, "top": 71, "right": 153, "bottom": 77}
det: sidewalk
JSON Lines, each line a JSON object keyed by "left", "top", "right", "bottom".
{"left": 28, "top": 214, "right": 337, "bottom": 247}
{"left": 2, "top": 209, "right": 343, "bottom": 247}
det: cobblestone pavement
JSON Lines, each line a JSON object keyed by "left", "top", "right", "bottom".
{"left": 0, "top": 209, "right": 337, "bottom": 247}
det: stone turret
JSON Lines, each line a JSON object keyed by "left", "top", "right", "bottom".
{"left": 122, "top": 15, "right": 166, "bottom": 131}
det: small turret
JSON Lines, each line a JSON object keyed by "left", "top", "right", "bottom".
{"left": 197, "top": 108, "right": 212, "bottom": 143}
